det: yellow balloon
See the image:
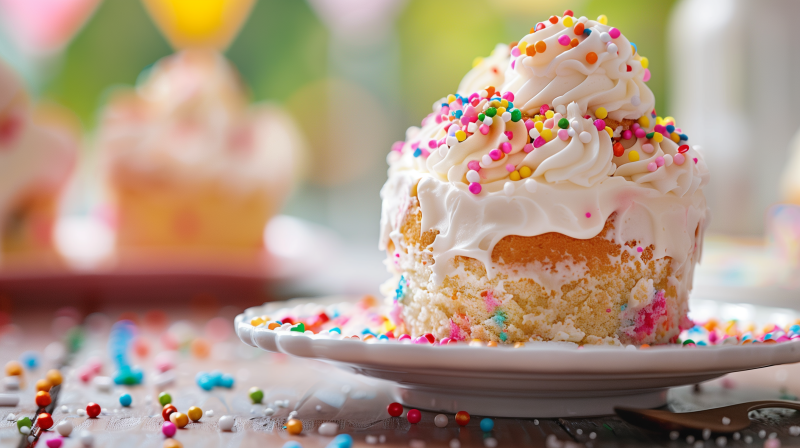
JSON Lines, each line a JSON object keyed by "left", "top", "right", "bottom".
{"left": 141, "top": 0, "right": 256, "bottom": 50}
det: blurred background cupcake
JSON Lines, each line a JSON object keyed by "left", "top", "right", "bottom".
{"left": 96, "top": 49, "right": 304, "bottom": 260}
{"left": 0, "top": 59, "right": 77, "bottom": 268}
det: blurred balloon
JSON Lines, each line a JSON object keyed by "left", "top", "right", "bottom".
{"left": 141, "top": 0, "right": 255, "bottom": 51}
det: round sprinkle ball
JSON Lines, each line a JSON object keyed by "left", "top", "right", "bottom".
{"left": 36, "top": 379, "right": 52, "bottom": 392}
{"left": 285, "top": 418, "right": 303, "bottom": 435}
{"left": 5, "top": 361, "right": 22, "bottom": 376}
{"left": 187, "top": 406, "right": 203, "bottom": 422}
{"left": 16, "top": 416, "right": 32, "bottom": 431}
{"left": 434, "top": 414, "right": 449, "bottom": 428}
{"left": 169, "top": 412, "right": 189, "bottom": 429}
{"left": 407, "top": 409, "right": 422, "bottom": 424}
{"left": 248, "top": 387, "right": 264, "bottom": 404}
{"left": 219, "top": 415, "right": 235, "bottom": 431}
{"left": 45, "top": 437, "right": 62, "bottom": 448}
{"left": 318, "top": 422, "right": 338, "bottom": 436}
{"left": 46, "top": 370, "right": 63, "bottom": 386}
{"left": 455, "top": 411, "right": 471, "bottom": 426}
{"left": 86, "top": 402, "right": 101, "bottom": 418}
{"left": 387, "top": 402, "right": 403, "bottom": 417}
{"left": 38, "top": 412, "right": 54, "bottom": 430}
{"left": 162, "top": 404, "right": 177, "bottom": 421}
{"left": 480, "top": 418, "right": 495, "bottom": 432}
{"left": 162, "top": 421, "right": 176, "bottom": 438}
{"left": 56, "top": 420, "right": 73, "bottom": 437}
{"left": 158, "top": 392, "right": 172, "bottom": 406}
{"left": 330, "top": 434, "right": 353, "bottom": 448}
{"left": 78, "top": 430, "right": 94, "bottom": 447}
{"left": 163, "top": 439, "right": 182, "bottom": 448}
{"left": 119, "top": 393, "right": 132, "bottom": 407}
{"left": 36, "top": 391, "right": 52, "bottom": 407}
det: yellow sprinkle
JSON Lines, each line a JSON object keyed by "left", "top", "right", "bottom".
{"left": 605, "top": 126, "right": 613, "bottom": 138}
{"left": 652, "top": 132, "right": 663, "bottom": 143}
{"left": 597, "top": 14, "right": 608, "bottom": 25}
{"left": 640, "top": 56, "right": 649, "bottom": 69}
{"left": 410, "top": 182, "right": 418, "bottom": 197}
{"left": 628, "top": 151, "right": 639, "bottom": 162}
{"left": 664, "top": 116, "right": 675, "bottom": 124}
{"left": 469, "top": 339, "right": 484, "bottom": 347}
{"left": 490, "top": 100, "right": 501, "bottom": 107}
{"left": 545, "top": 110, "right": 554, "bottom": 119}
{"left": 534, "top": 121, "right": 544, "bottom": 132}
{"left": 447, "top": 94, "right": 456, "bottom": 103}
{"left": 455, "top": 130, "right": 467, "bottom": 142}
{"left": 655, "top": 116, "right": 664, "bottom": 125}
{"left": 541, "top": 128, "right": 553, "bottom": 141}
{"left": 638, "top": 115, "right": 650, "bottom": 128}
{"left": 670, "top": 132, "right": 681, "bottom": 143}
{"left": 501, "top": 99, "right": 508, "bottom": 108}
{"left": 509, "top": 171, "right": 521, "bottom": 181}
{"left": 595, "top": 107, "right": 608, "bottom": 119}
{"left": 631, "top": 44, "right": 636, "bottom": 54}
{"left": 517, "top": 41, "right": 527, "bottom": 53}
{"left": 563, "top": 16, "right": 573, "bottom": 27}
{"left": 250, "top": 317, "right": 265, "bottom": 327}
{"left": 486, "top": 341, "right": 498, "bottom": 347}
{"left": 496, "top": 107, "right": 507, "bottom": 115}
{"left": 519, "top": 166, "right": 532, "bottom": 178}
{"left": 534, "top": 114, "right": 544, "bottom": 122}
{"left": 472, "top": 57, "right": 484, "bottom": 68}
{"left": 513, "top": 342, "right": 526, "bottom": 348}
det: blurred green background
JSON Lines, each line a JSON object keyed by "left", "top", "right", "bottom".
{"left": 0, "top": 0, "right": 678, "bottom": 253}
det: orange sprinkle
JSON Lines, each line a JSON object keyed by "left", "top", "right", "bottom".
{"left": 268, "top": 322, "right": 280, "bottom": 330}
{"left": 485, "top": 86, "right": 496, "bottom": 97}
{"left": 534, "top": 41, "right": 547, "bottom": 53}
{"left": 586, "top": 52, "right": 598, "bottom": 64}
{"left": 549, "top": 15, "right": 559, "bottom": 24}
{"left": 570, "top": 38, "right": 579, "bottom": 48}
{"left": 530, "top": 27, "right": 536, "bottom": 34}
{"left": 525, "top": 45, "right": 536, "bottom": 56}
{"left": 486, "top": 341, "right": 498, "bottom": 347}
{"left": 574, "top": 23, "right": 585, "bottom": 35}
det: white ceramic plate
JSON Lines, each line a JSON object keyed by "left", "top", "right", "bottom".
{"left": 236, "top": 298, "right": 800, "bottom": 418}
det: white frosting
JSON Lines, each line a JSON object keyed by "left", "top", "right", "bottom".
{"left": 97, "top": 50, "right": 303, "bottom": 196}
{"left": 380, "top": 15, "right": 711, "bottom": 296}
{"left": 504, "top": 19, "right": 654, "bottom": 120}
{"left": 0, "top": 60, "right": 76, "bottom": 244}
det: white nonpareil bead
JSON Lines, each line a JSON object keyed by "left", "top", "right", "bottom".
{"left": 467, "top": 122, "right": 477, "bottom": 133}
{"left": 607, "top": 43, "right": 618, "bottom": 53}
{"left": 481, "top": 155, "right": 493, "bottom": 166}
{"left": 524, "top": 178, "right": 537, "bottom": 192}
{"left": 600, "top": 32, "right": 611, "bottom": 42}
{"left": 501, "top": 112, "right": 512, "bottom": 122}
{"left": 503, "top": 182, "right": 515, "bottom": 196}
{"left": 483, "top": 116, "right": 493, "bottom": 127}
{"left": 529, "top": 129, "right": 540, "bottom": 139}
{"left": 579, "top": 131, "right": 592, "bottom": 143}
{"left": 466, "top": 170, "right": 481, "bottom": 183}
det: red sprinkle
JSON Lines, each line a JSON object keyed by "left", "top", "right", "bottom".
{"left": 678, "top": 145, "right": 690, "bottom": 153}
{"left": 563, "top": 9, "right": 574, "bottom": 17}
{"left": 549, "top": 15, "right": 559, "bottom": 24}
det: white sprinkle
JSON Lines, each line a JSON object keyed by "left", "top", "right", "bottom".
{"left": 524, "top": 179, "right": 537, "bottom": 193}
{"left": 716, "top": 436, "right": 727, "bottom": 446}
{"left": 27, "top": 435, "right": 34, "bottom": 443}
{"left": 366, "top": 435, "right": 378, "bottom": 444}
{"left": 759, "top": 430, "right": 767, "bottom": 438}
{"left": 503, "top": 182, "right": 515, "bottom": 196}
{"left": 484, "top": 437, "right": 498, "bottom": 448}
{"left": 579, "top": 16, "right": 588, "bottom": 23}
{"left": 467, "top": 170, "right": 481, "bottom": 183}
{"left": 579, "top": 131, "right": 592, "bottom": 143}
{"left": 6, "top": 413, "right": 14, "bottom": 421}
{"left": 534, "top": 419, "right": 539, "bottom": 425}
{"left": 250, "top": 407, "right": 258, "bottom": 414}
{"left": 449, "top": 439, "right": 461, "bottom": 448}
{"left": 600, "top": 32, "right": 611, "bottom": 43}
{"left": 410, "top": 439, "right": 426, "bottom": 448}
{"left": 483, "top": 116, "right": 493, "bottom": 127}
{"left": 790, "top": 426, "right": 800, "bottom": 436}
{"left": 568, "top": 128, "right": 576, "bottom": 137}
{"left": 206, "top": 410, "right": 214, "bottom": 417}
{"left": 288, "top": 411, "right": 298, "bottom": 418}
{"left": 631, "top": 95, "right": 641, "bottom": 106}
{"left": 77, "top": 409, "right": 87, "bottom": 417}
{"left": 722, "top": 417, "right": 731, "bottom": 425}
{"left": 481, "top": 155, "right": 493, "bottom": 166}
{"left": 687, "top": 436, "right": 695, "bottom": 443}
{"left": 61, "top": 405, "right": 69, "bottom": 413}
{"left": 589, "top": 432, "right": 597, "bottom": 440}
{"left": 479, "top": 90, "right": 488, "bottom": 98}
{"left": 446, "top": 136, "right": 458, "bottom": 147}
{"left": 316, "top": 405, "right": 323, "bottom": 412}
{"left": 769, "top": 432, "right": 777, "bottom": 439}
{"left": 56, "top": 420, "right": 74, "bottom": 437}
{"left": 577, "top": 429, "right": 583, "bottom": 435}
{"left": 93, "top": 376, "right": 113, "bottom": 392}
{"left": 434, "top": 414, "right": 448, "bottom": 428}
{"left": 733, "top": 432, "right": 741, "bottom": 440}
{"left": 318, "top": 422, "right": 338, "bottom": 436}
{"left": 467, "top": 122, "right": 478, "bottom": 133}
{"left": 669, "top": 431, "right": 679, "bottom": 440}
{"left": 380, "top": 435, "right": 386, "bottom": 443}
{"left": 263, "top": 408, "right": 275, "bottom": 416}
{"left": 501, "top": 112, "right": 512, "bottom": 122}
{"left": 219, "top": 415, "right": 235, "bottom": 431}
{"left": 744, "top": 436, "right": 753, "bottom": 443}
{"left": 79, "top": 429, "right": 94, "bottom": 447}
{"left": 703, "top": 428, "right": 711, "bottom": 440}
{"left": 20, "top": 426, "right": 30, "bottom": 435}
{"left": 529, "top": 128, "right": 540, "bottom": 139}
{"left": 607, "top": 43, "right": 618, "bottom": 54}
{"left": 663, "top": 154, "right": 673, "bottom": 166}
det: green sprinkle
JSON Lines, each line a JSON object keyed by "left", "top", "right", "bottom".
{"left": 499, "top": 332, "right": 508, "bottom": 342}
{"left": 158, "top": 392, "right": 172, "bottom": 406}
{"left": 511, "top": 109, "right": 522, "bottom": 122}
{"left": 646, "top": 132, "right": 655, "bottom": 139}
{"left": 682, "top": 339, "right": 695, "bottom": 346}
{"left": 16, "top": 417, "right": 32, "bottom": 431}
{"left": 290, "top": 322, "right": 305, "bottom": 333}
{"left": 486, "top": 107, "right": 497, "bottom": 117}
{"left": 478, "top": 113, "right": 486, "bottom": 121}
{"left": 249, "top": 387, "right": 264, "bottom": 404}
{"left": 558, "top": 118, "right": 569, "bottom": 129}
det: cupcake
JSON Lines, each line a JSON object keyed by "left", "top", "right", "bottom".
{"left": 97, "top": 50, "right": 303, "bottom": 256}
{"left": 0, "top": 59, "right": 77, "bottom": 265}
{"left": 380, "top": 13, "right": 710, "bottom": 346}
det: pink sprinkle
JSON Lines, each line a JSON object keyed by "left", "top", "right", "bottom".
{"left": 539, "top": 104, "right": 550, "bottom": 115}
{"left": 483, "top": 290, "right": 500, "bottom": 312}
{"left": 470, "top": 98, "right": 480, "bottom": 106}
{"left": 673, "top": 153, "right": 685, "bottom": 165}
{"left": 467, "top": 160, "right": 481, "bottom": 171}
{"left": 438, "top": 138, "right": 447, "bottom": 147}
{"left": 420, "top": 149, "right": 430, "bottom": 158}
{"left": 464, "top": 105, "right": 478, "bottom": 118}
{"left": 435, "top": 115, "right": 443, "bottom": 124}
{"left": 534, "top": 136, "right": 546, "bottom": 148}
{"left": 655, "top": 156, "right": 664, "bottom": 167}
{"left": 606, "top": 309, "right": 611, "bottom": 313}
{"left": 643, "top": 68, "right": 651, "bottom": 82}
{"left": 609, "top": 28, "right": 620, "bottom": 39}
{"left": 469, "top": 182, "right": 482, "bottom": 194}
{"left": 504, "top": 131, "right": 514, "bottom": 140}
{"left": 502, "top": 91, "right": 515, "bottom": 102}
{"left": 444, "top": 123, "right": 453, "bottom": 132}
{"left": 647, "top": 162, "right": 657, "bottom": 172}
{"left": 636, "top": 246, "right": 643, "bottom": 253}
{"left": 413, "top": 336, "right": 431, "bottom": 344}
{"left": 632, "top": 123, "right": 640, "bottom": 130}
{"left": 489, "top": 149, "right": 502, "bottom": 160}
{"left": 585, "top": 212, "right": 591, "bottom": 218}
{"left": 634, "top": 128, "right": 646, "bottom": 138}
{"left": 439, "top": 337, "right": 452, "bottom": 345}
{"left": 511, "top": 59, "right": 515, "bottom": 70}
{"left": 428, "top": 139, "right": 437, "bottom": 149}
{"left": 558, "top": 129, "right": 569, "bottom": 141}
{"left": 505, "top": 163, "right": 515, "bottom": 172}
{"left": 641, "top": 143, "right": 654, "bottom": 153}
{"left": 523, "top": 143, "right": 534, "bottom": 153}
{"left": 479, "top": 125, "right": 490, "bottom": 135}
{"left": 653, "top": 124, "right": 666, "bottom": 134}
{"left": 441, "top": 106, "right": 450, "bottom": 115}
{"left": 693, "top": 158, "right": 698, "bottom": 163}
{"left": 558, "top": 35, "right": 571, "bottom": 46}
{"left": 622, "top": 130, "right": 632, "bottom": 140}
{"left": 391, "top": 141, "right": 404, "bottom": 152}
{"left": 511, "top": 47, "right": 521, "bottom": 57}
{"left": 449, "top": 319, "right": 465, "bottom": 341}
{"left": 524, "top": 119, "right": 535, "bottom": 130}
{"left": 460, "top": 116, "right": 469, "bottom": 126}
{"left": 398, "top": 334, "right": 411, "bottom": 341}
{"left": 500, "top": 142, "right": 512, "bottom": 153}
{"left": 468, "top": 93, "right": 479, "bottom": 102}
{"left": 594, "top": 119, "right": 606, "bottom": 131}
{"left": 544, "top": 118, "right": 554, "bottom": 129}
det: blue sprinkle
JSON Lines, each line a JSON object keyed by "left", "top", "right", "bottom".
{"left": 620, "top": 304, "right": 628, "bottom": 311}
{"left": 480, "top": 418, "right": 495, "bottom": 432}
{"left": 361, "top": 329, "right": 376, "bottom": 336}
{"left": 378, "top": 335, "right": 389, "bottom": 341}
{"left": 20, "top": 351, "right": 39, "bottom": 370}
{"left": 697, "top": 341, "right": 707, "bottom": 346}
{"left": 329, "top": 327, "right": 341, "bottom": 334}
{"left": 679, "top": 134, "right": 688, "bottom": 141}
{"left": 219, "top": 374, "right": 235, "bottom": 389}
{"left": 441, "top": 103, "right": 448, "bottom": 108}
{"left": 507, "top": 102, "right": 514, "bottom": 109}
{"left": 196, "top": 372, "right": 215, "bottom": 391}
{"left": 454, "top": 110, "right": 464, "bottom": 119}
{"left": 666, "top": 125, "right": 675, "bottom": 133}
{"left": 765, "top": 333, "right": 773, "bottom": 340}
{"left": 413, "top": 148, "right": 422, "bottom": 157}
{"left": 791, "top": 325, "right": 800, "bottom": 333}
{"left": 326, "top": 434, "right": 353, "bottom": 448}
{"left": 631, "top": 42, "right": 637, "bottom": 53}
{"left": 119, "top": 393, "right": 132, "bottom": 407}
{"left": 283, "top": 442, "right": 303, "bottom": 448}
{"left": 499, "top": 332, "right": 508, "bottom": 342}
